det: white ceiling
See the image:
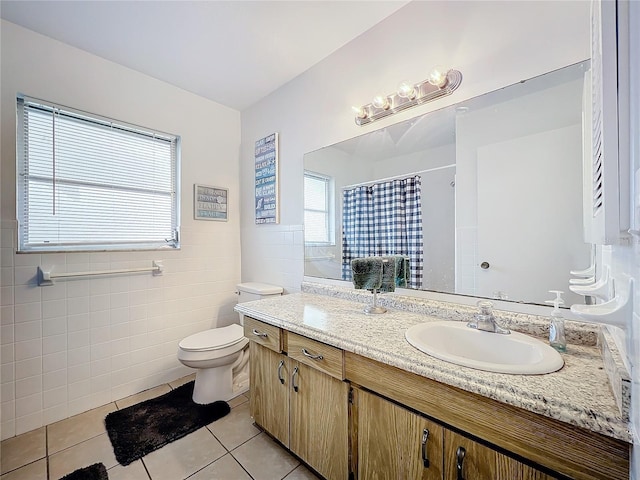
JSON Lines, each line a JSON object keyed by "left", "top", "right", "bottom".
{"left": 0, "top": 1, "right": 408, "bottom": 111}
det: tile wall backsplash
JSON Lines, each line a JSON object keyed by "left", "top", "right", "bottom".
{"left": 0, "top": 220, "right": 242, "bottom": 439}
{"left": 240, "top": 224, "right": 304, "bottom": 295}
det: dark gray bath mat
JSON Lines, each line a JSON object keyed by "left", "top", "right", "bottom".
{"left": 105, "top": 381, "right": 230, "bottom": 465}
{"left": 59, "top": 462, "right": 108, "bottom": 480}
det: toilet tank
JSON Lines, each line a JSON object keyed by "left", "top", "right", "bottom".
{"left": 237, "top": 282, "right": 283, "bottom": 325}
{"left": 237, "top": 282, "right": 283, "bottom": 303}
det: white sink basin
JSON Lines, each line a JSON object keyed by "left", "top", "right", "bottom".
{"left": 405, "top": 321, "right": 564, "bottom": 375}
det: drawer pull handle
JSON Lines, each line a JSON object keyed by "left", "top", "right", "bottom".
{"left": 277, "top": 360, "right": 285, "bottom": 384}
{"left": 301, "top": 348, "right": 324, "bottom": 360}
{"left": 292, "top": 366, "right": 299, "bottom": 392}
{"left": 252, "top": 329, "right": 268, "bottom": 338}
{"left": 421, "top": 428, "right": 430, "bottom": 468}
{"left": 456, "top": 446, "right": 466, "bottom": 480}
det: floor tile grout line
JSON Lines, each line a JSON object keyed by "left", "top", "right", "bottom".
{"left": 228, "top": 449, "right": 257, "bottom": 480}
{"left": 0, "top": 457, "right": 47, "bottom": 478}
{"left": 235, "top": 454, "right": 257, "bottom": 480}
{"left": 47, "top": 430, "right": 107, "bottom": 459}
{"left": 140, "top": 457, "right": 152, "bottom": 480}
{"left": 204, "top": 425, "right": 229, "bottom": 452}
{"left": 45, "top": 425, "right": 50, "bottom": 480}
{"left": 181, "top": 451, "right": 228, "bottom": 480}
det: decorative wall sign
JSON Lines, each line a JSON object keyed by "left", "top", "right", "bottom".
{"left": 194, "top": 184, "right": 228, "bottom": 221}
{"left": 254, "top": 132, "right": 279, "bottom": 224}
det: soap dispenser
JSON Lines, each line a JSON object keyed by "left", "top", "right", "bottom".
{"left": 545, "top": 290, "right": 566, "bottom": 352}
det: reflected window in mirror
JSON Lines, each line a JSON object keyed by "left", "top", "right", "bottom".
{"left": 304, "top": 171, "right": 335, "bottom": 245}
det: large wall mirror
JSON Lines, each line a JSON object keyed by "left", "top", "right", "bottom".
{"left": 303, "top": 61, "right": 591, "bottom": 307}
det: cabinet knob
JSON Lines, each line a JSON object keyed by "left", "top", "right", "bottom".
{"left": 277, "top": 360, "right": 285, "bottom": 384}
{"left": 480, "top": 261, "right": 490, "bottom": 270}
{"left": 456, "top": 446, "right": 466, "bottom": 480}
{"left": 421, "top": 428, "right": 430, "bottom": 468}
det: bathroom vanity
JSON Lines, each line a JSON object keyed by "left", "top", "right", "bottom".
{"left": 236, "top": 286, "right": 631, "bottom": 480}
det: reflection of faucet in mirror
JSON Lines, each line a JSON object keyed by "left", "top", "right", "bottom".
{"left": 466, "top": 301, "right": 510, "bottom": 335}
{"left": 303, "top": 61, "right": 592, "bottom": 308}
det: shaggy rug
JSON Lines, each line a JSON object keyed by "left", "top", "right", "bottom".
{"left": 59, "top": 462, "right": 108, "bottom": 480}
{"left": 105, "top": 381, "right": 230, "bottom": 466}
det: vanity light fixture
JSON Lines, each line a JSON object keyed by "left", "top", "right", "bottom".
{"left": 353, "top": 66, "right": 463, "bottom": 126}
{"left": 397, "top": 80, "right": 417, "bottom": 100}
{"left": 428, "top": 65, "right": 449, "bottom": 88}
{"left": 372, "top": 94, "right": 390, "bottom": 110}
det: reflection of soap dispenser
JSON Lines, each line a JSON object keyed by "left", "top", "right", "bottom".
{"left": 545, "top": 290, "right": 566, "bottom": 352}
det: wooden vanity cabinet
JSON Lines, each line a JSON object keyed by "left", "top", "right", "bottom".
{"left": 245, "top": 318, "right": 349, "bottom": 480}
{"left": 245, "top": 317, "right": 629, "bottom": 480}
{"left": 345, "top": 351, "right": 629, "bottom": 480}
{"left": 354, "top": 388, "right": 555, "bottom": 480}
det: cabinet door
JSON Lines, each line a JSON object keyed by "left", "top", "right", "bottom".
{"left": 249, "top": 341, "right": 290, "bottom": 447}
{"left": 289, "top": 361, "right": 349, "bottom": 480}
{"left": 497, "top": 456, "right": 558, "bottom": 480}
{"left": 445, "top": 430, "right": 496, "bottom": 480}
{"left": 445, "top": 430, "right": 558, "bottom": 480}
{"left": 357, "top": 389, "right": 443, "bottom": 480}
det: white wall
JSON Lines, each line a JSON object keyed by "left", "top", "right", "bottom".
{"left": 240, "top": 0, "right": 590, "bottom": 293}
{"left": 0, "top": 21, "right": 242, "bottom": 438}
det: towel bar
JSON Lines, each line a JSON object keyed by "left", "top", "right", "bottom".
{"left": 37, "top": 261, "right": 163, "bottom": 286}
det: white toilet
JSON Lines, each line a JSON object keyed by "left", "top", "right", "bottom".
{"left": 177, "top": 282, "right": 283, "bottom": 404}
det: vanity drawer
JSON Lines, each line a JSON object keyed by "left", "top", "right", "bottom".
{"left": 287, "top": 332, "right": 344, "bottom": 380}
{"left": 244, "top": 317, "right": 282, "bottom": 353}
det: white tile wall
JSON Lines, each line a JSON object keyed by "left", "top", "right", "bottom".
{"left": 1, "top": 20, "right": 243, "bottom": 440}
{"left": 0, "top": 223, "right": 241, "bottom": 439}
{"left": 240, "top": 224, "right": 304, "bottom": 295}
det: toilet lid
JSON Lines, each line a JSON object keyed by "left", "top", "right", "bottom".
{"left": 179, "top": 324, "right": 245, "bottom": 352}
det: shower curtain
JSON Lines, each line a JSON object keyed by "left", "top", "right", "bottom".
{"left": 341, "top": 175, "right": 423, "bottom": 289}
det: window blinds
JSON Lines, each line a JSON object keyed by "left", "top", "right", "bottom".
{"left": 17, "top": 95, "right": 180, "bottom": 252}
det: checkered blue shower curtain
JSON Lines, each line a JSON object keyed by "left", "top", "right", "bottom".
{"left": 341, "top": 175, "right": 423, "bottom": 289}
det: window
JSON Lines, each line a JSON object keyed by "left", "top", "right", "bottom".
{"left": 304, "top": 171, "right": 333, "bottom": 244}
{"left": 16, "top": 95, "right": 180, "bottom": 252}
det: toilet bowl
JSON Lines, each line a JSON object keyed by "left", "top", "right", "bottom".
{"left": 177, "top": 282, "right": 283, "bottom": 404}
{"left": 178, "top": 324, "right": 249, "bottom": 404}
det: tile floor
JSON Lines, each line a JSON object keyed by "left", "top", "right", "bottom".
{"left": 0, "top": 374, "right": 320, "bottom": 480}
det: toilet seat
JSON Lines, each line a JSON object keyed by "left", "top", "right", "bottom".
{"left": 179, "top": 324, "right": 245, "bottom": 352}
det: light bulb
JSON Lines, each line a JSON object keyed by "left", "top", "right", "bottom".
{"left": 428, "top": 65, "right": 449, "bottom": 88}
{"left": 372, "top": 94, "right": 390, "bottom": 110}
{"left": 352, "top": 105, "right": 367, "bottom": 119}
{"left": 397, "top": 80, "right": 416, "bottom": 99}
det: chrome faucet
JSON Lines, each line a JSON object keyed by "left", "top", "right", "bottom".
{"left": 467, "top": 301, "right": 510, "bottom": 334}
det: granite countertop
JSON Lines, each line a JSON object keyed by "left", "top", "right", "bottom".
{"left": 235, "top": 291, "right": 631, "bottom": 443}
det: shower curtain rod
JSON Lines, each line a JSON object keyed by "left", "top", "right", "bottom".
{"left": 341, "top": 163, "right": 455, "bottom": 189}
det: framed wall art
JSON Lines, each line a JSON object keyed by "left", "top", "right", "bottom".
{"left": 194, "top": 184, "right": 228, "bottom": 221}
{"left": 254, "top": 132, "right": 279, "bottom": 224}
